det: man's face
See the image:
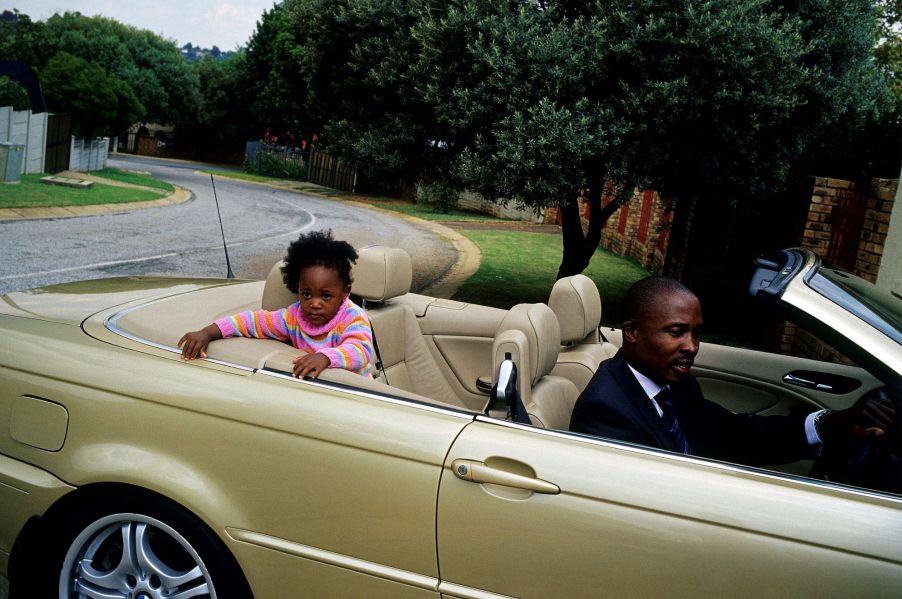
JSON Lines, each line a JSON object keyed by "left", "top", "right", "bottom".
{"left": 623, "top": 291, "right": 702, "bottom": 384}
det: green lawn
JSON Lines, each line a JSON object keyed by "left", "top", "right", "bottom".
{"left": 201, "top": 169, "right": 276, "bottom": 184}
{"left": 452, "top": 229, "right": 649, "bottom": 324}
{"left": 366, "top": 200, "right": 512, "bottom": 222}
{"left": 0, "top": 174, "right": 167, "bottom": 209}
{"left": 92, "top": 168, "right": 174, "bottom": 192}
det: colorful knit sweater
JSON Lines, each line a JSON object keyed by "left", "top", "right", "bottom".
{"left": 214, "top": 298, "right": 374, "bottom": 377}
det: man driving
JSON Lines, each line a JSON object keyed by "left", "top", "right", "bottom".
{"left": 569, "top": 276, "right": 896, "bottom": 467}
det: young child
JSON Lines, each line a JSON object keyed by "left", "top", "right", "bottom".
{"left": 179, "top": 230, "right": 374, "bottom": 379}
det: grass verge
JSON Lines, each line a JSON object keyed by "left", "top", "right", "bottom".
{"left": 92, "top": 168, "right": 174, "bottom": 192}
{"left": 451, "top": 229, "right": 648, "bottom": 324}
{"left": 0, "top": 173, "right": 167, "bottom": 209}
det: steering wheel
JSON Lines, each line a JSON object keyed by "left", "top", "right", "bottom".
{"left": 810, "top": 386, "right": 901, "bottom": 494}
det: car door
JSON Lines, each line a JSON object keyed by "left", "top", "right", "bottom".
{"left": 436, "top": 418, "right": 902, "bottom": 599}
{"left": 693, "top": 341, "right": 883, "bottom": 415}
{"left": 690, "top": 341, "right": 884, "bottom": 475}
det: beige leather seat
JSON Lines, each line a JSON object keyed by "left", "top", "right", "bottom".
{"left": 261, "top": 246, "right": 467, "bottom": 407}
{"left": 492, "top": 303, "right": 580, "bottom": 430}
{"left": 547, "top": 274, "right": 618, "bottom": 392}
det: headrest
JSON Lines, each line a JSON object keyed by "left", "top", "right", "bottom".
{"left": 495, "top": 303, "right": 561, "bottom": 386}
{"left": 548, "top": 274, "right": 602, "bottom": 344}
{"left": 262, "top": 261, "right": 297, "bottom": 311}
{"left": 351, "top": 245, "right": 412, "bottom": 302}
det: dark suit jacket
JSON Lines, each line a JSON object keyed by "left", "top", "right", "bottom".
{"left": 569, "top": 351, "right": 812, "bottom": 465}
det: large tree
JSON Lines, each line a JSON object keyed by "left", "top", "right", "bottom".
{"left": 413, "top": 0, "right": 817, "bottom": 278}
{"left": 277, "top": 0, "right": 881, "bottom": 287}
{"left": 40, "top": 52, "right": 145, "bottom": 137}
{"left": 2, "top": 11, "right": 198, "bottom": 129}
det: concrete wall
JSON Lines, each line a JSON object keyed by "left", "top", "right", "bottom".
{"left": 69, "top": 137, "right": 109, "bottom": 171}
{"left": 0, "top": 106, "right": 48, "bottom": 174}
{"left": 457, "top": 191, "right": 545, "bottom": 222}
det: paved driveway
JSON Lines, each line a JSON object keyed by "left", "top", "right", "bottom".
{"left": 0, "top": 155, "right": 459, "bottom": 295}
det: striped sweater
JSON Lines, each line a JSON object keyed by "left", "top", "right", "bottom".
{"left": 215, "top": 298, "right": 374, "bottom": 377}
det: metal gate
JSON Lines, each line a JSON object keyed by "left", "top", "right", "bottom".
{"left": 826, "top": 188, "right": 867, "bottom": 270}
{"left": 44, "top": 113, "right": 71, "bottom": 174}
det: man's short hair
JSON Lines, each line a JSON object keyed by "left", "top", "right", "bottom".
{"left": 623, "top": 276, "right": 696, "bottom": 324}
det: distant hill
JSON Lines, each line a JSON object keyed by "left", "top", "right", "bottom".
{"left": 180, "top": 43, "right": 236, "bottom": 62}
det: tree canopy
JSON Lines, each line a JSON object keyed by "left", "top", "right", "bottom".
{"left": 258, "top": 0, "right": 889, "bottom": 283}
{"left": 0, "top": 10, "right": 199, "bottom": 135}
{"left": 0, "top": 76, "right": 29, "bottom": 110}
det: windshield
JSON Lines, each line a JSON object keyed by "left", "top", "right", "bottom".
{"left": 807, "top": 264, "right": 902, "bottom": 345}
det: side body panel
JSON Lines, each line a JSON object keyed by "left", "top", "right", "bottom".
{"left": 437, "top": 420, "right": 902, "bottom": 599}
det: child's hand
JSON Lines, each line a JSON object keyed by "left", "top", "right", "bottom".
{"left": 292, "top": 352, "right": 331, "bottom": 379}
{"left": 178, "top": 324, "right": 222, "bottom": 360}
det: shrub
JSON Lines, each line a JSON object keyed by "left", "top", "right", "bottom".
{"left": 415, "top": 181, "right": 459, "bottom": 213}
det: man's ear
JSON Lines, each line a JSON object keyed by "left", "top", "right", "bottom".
{"left": 622, "top": 320, "right": 638, "bottom": 344}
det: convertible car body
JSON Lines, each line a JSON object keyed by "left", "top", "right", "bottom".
{"left": 0, "top": 246, "right": 899, "bottom": 598}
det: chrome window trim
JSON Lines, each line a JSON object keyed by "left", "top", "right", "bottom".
{"left": 103, "top": 301, "right": 476, "bottom": 420}
{"left": 103, "top": 302, "right": 254, "bottom": 372}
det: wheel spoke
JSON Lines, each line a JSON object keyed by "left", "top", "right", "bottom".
{"left": 168, "top": 581, "right": 212, "bottom": 599}
{"left": 74, "top": 523, "right": 140, "bottom": 588}
{"left": 72, "top": 576, "right": 129, "bottom": 599}
{"left": 135, "top": 522, "right": 209, "bottom": 591}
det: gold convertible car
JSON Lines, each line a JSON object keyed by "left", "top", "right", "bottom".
{"left": 0, "top": 246, "right": 899, "bottom": 598}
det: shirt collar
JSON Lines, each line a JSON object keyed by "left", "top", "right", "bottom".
{"left": 626, "top": 363, "right": 667, "bottom": 400}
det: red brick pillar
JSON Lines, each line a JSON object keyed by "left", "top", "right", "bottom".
{"left": 854, "top": 178, "right": 897, "bottom": 283}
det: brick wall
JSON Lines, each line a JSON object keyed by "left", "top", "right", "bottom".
{"left": 799, "top": 176, "right": 897, "bottom": 280}
{"left": 855, "top": 178, "right": 896, "bottom": 283}
{"left": 599, "top": 187, "right": 670, "bottom": 272}
{"left": 784, "top": 175, "right": 898, "bottom": 363}
{"left": 542, "top": 186, "right": 672, "bottom": 272}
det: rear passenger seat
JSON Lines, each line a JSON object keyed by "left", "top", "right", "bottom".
{"left": 260, "top": 246, "right": 471, "bottom": 408}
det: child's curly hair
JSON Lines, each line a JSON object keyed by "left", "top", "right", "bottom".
{"left": 281, "top": 230, "right": 358, "bottom": 293}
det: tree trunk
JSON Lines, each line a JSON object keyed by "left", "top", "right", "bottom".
{"left": 556, "top": 174, "right": 628, "bottom": 279}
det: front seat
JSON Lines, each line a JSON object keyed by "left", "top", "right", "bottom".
{"left": 492, "top": 303, "right": 580, "bottom": 430}
{"left": 547, "top": 274, "right": 618, "bottom": 391}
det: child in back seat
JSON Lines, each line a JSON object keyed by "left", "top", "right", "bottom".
{"left": 179, "top": 230, "right": 375, "bottom": 378}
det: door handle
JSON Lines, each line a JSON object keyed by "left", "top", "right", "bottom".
{"left": 451, "top": 459, "right": 560, "bottom": 495}
{"left": 783, "top": 373, "right": 819, "bottom": 389}
{"left": 782, "top": 370, "right": 862, "bottom": 394}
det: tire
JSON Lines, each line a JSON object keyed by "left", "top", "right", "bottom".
{"left": 31, "top": 490, "right": 252, "bottom": 599}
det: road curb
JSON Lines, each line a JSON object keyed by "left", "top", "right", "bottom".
{"left": 0, "top": 186, "right": 192, "bottom": 222}
{"left": 198, "top": 172, "right": 482, "bottom": 298}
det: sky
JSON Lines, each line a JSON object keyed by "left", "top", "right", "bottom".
{"left": 1, "top": 1, "right": 276, "bottom": 50}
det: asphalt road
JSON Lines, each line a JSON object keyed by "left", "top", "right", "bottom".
{"left": 0, "top": 155, "right": 457, "bottom": 295}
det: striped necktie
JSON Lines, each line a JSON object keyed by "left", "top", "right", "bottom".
{"left": 656, "top": 387, "right": 690, "bottom": 454}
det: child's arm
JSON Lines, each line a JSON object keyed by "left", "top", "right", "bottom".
{"left": 216, "top": 309, "right": 292, "bottom": 342}
{"left": 316, "top": 310, "right": 374, "bottom": 375}
{"left": 178, "top": 323, "right": 223, "bottom": 360}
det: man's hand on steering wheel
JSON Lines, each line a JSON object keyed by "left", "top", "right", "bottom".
{"left": 818, "top": 390, "right": 897, "bottom": 444}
